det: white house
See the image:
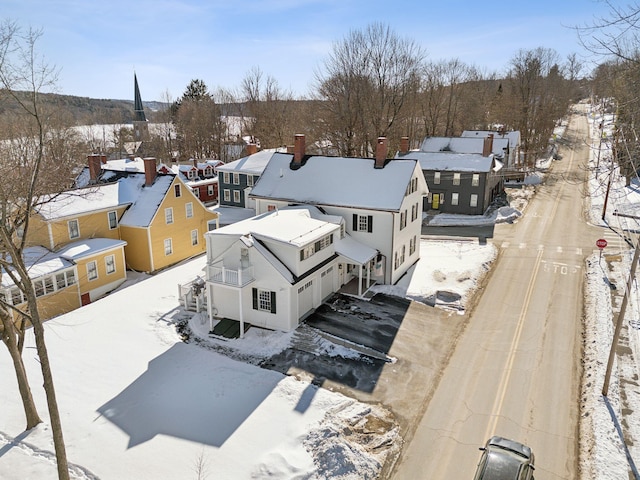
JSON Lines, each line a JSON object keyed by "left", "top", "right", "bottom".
{"left": 203, "top": 206, "right": 378, "bottom": 333}
{"left": 249, "top": 135, "right": 428, "bottom": 286}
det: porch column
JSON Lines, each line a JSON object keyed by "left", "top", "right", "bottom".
{"left": 358, "top": 264, "right": 363, "bottom": 297}
{"left": 207, "top": 283, "right": 213, "bottom": 332}
{"left": 367, "top": 260, "right": 371, "bottom": 288}
{"left": 238, "top": 289, "right": 244, "bottom": 339}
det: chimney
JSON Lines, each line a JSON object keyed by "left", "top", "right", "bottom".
{"left": 293, "top": 134, "right": 305, "bottom": 165}
{"left": 192, "top": 158, "right": 198, "bottom": 168}
{"left": 247, "top": 144, "right": 258, "bottom": 155}
{"left": 100, "top": 154, "right": 107, "bottom": 164}
{"left": 400, "top": 136, "right": 410, "bottom": 154}
{"left": 286, "top": 145, "right": 294, "bottom": 154}
{"left": 374, "top": 137, "right": 388, "bottom": 169}
{"left": 88, "top": 154, "right": 102, "bottom": 182}
{"left": 483, "top": 134, "right": 494, "bottom": 157}
{"left": 143, "top": 157, "right": 157, "bottom": 187}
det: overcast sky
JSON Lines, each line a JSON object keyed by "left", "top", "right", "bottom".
{"left": 3, "top": 0, "right": 614, "bottom": 102}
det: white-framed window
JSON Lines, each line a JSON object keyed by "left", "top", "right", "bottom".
{"left": 174, "top": 184, "right": 181, "bottom": 197}
{"left": 472, "top": 174, "right": 480, "bottom": 187}
{"left": 66, "top": 270, "right": 76, "bottom": 286}
{"left": 453, "top": 173, "right": 461, "bottom": 185}
{"left": 233, "top": 173, "right": 240, "bottom": 185}
{"left": 87, "top": 261, "right": 98, "bottom": 281}
{"left": 223, "top": 189, "right": 231, "bottom": 202}
{"left": 223, "top": 172, "right": 230, "bottom": 184}
{"left": 193, "top": 188, "right": 200, "bottom": 198}
{"left": 204, "top": 166, "right": 213, "bottom": 177}
{"left": 108, "top": 211, "right": 118, "bottom": 229}
{"left": 233, "top": 190, "right": 241, "bottom": 203}
{"left": 354, "top": 214, "right": 372, "bottom": 233}
{"left": 470, "top": 194, "right": 478, "bottom": 208}
{"left": 247, "top": 175, "right": 254, "bottom": 186}
{"left": 434, "top": 171, "right": 441, "bottom": 184}
{"left": 451, "top": 193, "right": 459, "bottom": 205}
{"left": 185, "top": 202, "right": 193, "bottom": 218}
{"left": 300, "top": 233, "right": 334, "bottom": 260}
{"left": 400, "top": 210, "right": 407, "bottom": 230}
{"left": 68, "top": 219, "right": 80, "bottom": 239}
{"left": 187, "top": 169, "right": 196, "bottom": 179}
{"left": 34, "top": 279, "right": 45, "bottom": 297}
{"left": 165, "top": 207, "right": 174, "bottom": 224}
{"left": 400, "top": 245, "right": 405, "bottom": 264}
{"left": 409, "top": 235, "right": 417, "bottom": 255}
{"left": 267, "top": 204, "right": 277, "bottom": 212}
{"left": 253, "top": 288, "right": 276, "bottom": 314}
{"left": 191, "top": 229, "right": 199, "bottom": 246}
{"left": 164, "top": 238, "right": 173, "bottom": 255}
{"left": 105, "top": 255, "right": 116, "bottom": 274}
{"left": 207, "top": 185, "right": 214, "bottom": 196}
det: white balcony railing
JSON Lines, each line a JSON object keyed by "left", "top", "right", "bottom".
{"left": 206, "top": 264, "right": 254, "bottom": 287}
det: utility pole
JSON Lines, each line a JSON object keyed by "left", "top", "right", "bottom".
{"left": 603, "top": 236, "right": 640, "bottom": 396}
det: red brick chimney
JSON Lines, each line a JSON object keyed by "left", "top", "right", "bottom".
{"left": 374, "top": 137, "right": 388, "bottom": 169}
{"left": 247, "top": 144, "right": 258, "bottom": 155}
{"left": 143, "top": 157, "right": 157, "bottom": 186}
{"left": 483, "top": 134, "right": 494, "bottom": 157}
{"left": 192, "top": 158, "right": 198, "bottom": 168}
{"left": 88, "top": 154, "right": 102, "bottom": 182}
{"left": 100, "top": 154, "right": 107, "bottom": 164}
{"left": 293, "top": 134, "right": 305, "bottom": 165}
{"left": 400, "top": 136, "right": 410, "bottom": 154}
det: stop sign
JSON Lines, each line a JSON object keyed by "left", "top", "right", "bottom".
{"left": 596, "top": 238, "right": 608, "bottom": 249}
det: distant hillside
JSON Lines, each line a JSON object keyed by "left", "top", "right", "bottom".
{"left": 0, "top": 91, "right": 167, "bottom": 126}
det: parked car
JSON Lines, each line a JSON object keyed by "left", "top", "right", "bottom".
{"left": 473, "top": 436, "right": 535, "bottom": 480}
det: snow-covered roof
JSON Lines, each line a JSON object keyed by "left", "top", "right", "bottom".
{"left": 335, "top": 234, "right": 377, "bottom": 265}
{"left": 212, "top": 208, "right": 339, "bottom": 248}
{"left": 57, "top": 238, "right": 128, "bottom": 261}
{"left": 101, "top": 157, "right": 147, "bottom": 172}
{"left": 398, "top": 151, "right": 499, "bottom": 173}
{"left": 37, "top": 183, "right": 128, "bottom": 220}
{"left": 461, "top": 130, "right": 520, "bottom": 148}
{"left": 250, "top": 153, "right": 420, "bottom": 212}
{"left": 210, "top": 205, "right": 256, "bottom": 226}
{"left": 1, "top": 246, "right": 74, "bottom": 288}
{"left": 119, "top": 175, "right": 174, "bottom": 228}
{"left": 215, "top": 150, "right": 275, "bottom": 175}
{"left": 419, "top": 137, "right": 508, "bottom": 155}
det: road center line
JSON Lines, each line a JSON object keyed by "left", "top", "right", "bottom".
{"left": 485, "top": 248, "right": 544, "bottom": 438}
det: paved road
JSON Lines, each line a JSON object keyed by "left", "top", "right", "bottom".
{"left": 391, "top": 106, "right": 604, "bottom": 478}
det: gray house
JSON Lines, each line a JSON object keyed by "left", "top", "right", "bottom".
{"left": 397, "top": 136, "right": 503, "bottom": 215}
{"left": 215, "top": 147, "right": 273, "bottom": 209}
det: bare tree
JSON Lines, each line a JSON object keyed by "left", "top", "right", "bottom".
{"left": 239, "top": 66, "right": 302, "bottom": 150}
{"left": 314, "top": 23, "right": 425, "bottom": 157}
{"left": 0, "top": 20, "right": 73, "bottom": 480}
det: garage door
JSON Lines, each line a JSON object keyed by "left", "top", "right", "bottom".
{"left": 297, "top": 280, "right": 314, "bottom": 319}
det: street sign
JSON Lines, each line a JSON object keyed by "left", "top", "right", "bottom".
{"left": 596, "top": 238, "right": 608, "bottom": 249}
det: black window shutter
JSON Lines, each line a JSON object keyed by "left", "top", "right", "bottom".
{"left": 252, "top": 288, "right": 258, "bottom": 310}
{"left": 300, "top": 249, "right": 304, "bottom": 261}
{"left": 367, "top": 215, "right": 373, "bottom": 233}
{"left": 353, "top": 214, "right": 358, "bottom": 231}
{"left": 270, "top": 291, "right": 277, "bottom": 314}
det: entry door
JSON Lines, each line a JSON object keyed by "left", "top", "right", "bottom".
{"left": 81, "top": 292, "right": 91, "bottom": 306}
{"left": 432, "top": 193, "right": 440, "bottom": 209}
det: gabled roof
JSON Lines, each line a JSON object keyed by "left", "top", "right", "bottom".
{"left": 40, "top": 172, "right": 174, "bottom": 227}
{"left": 397, "top": 151, "right": 502, "bottom": 173}
{"left": 215, "top": 150, "right": 275, "bottom": 175}
{"left": 250, "top": 153, "right": 422, "bottom": 212}
{"left": 461, "top": 130, "right": 520, "bottom": 148}
{"left": 420, "top": 136, "right": 509, "bottom": 155}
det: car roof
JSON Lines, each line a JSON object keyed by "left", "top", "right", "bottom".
{"left": 483, "top": 450, "right": 526, "bottom": 479}
{"left": 487, "top": 436, "right": 533, "bottom": 460}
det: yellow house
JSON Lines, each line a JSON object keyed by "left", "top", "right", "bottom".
{"left": 57, "top": 238, "right": 128, "bottom": 306}
{"left": 113, "top": 158, "right": 218, "bottom": 272}
{"left": 1, "top": 246, "right": 81, "bottom": 322}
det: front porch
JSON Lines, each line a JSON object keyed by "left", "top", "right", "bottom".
{"left": 339, "top": 276, "right": 377, "bottom": 299}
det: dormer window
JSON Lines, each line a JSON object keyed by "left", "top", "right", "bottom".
{"left": 299, "top": 233, "right": 334, "bottom": 261}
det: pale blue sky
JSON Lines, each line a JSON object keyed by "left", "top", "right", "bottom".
{"left": 3, "top": 0, "right": 613, "bottom": 101}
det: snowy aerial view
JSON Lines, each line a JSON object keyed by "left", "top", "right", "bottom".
{"left": 0, "top": 102, "right": 639, "bottom": 479}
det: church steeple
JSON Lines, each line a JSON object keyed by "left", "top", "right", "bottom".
{"left": 134, "top": 73, "right": 147, "bottom": 122}
{"left": 133, "top": 73, "right": 149, "bottom": 142}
